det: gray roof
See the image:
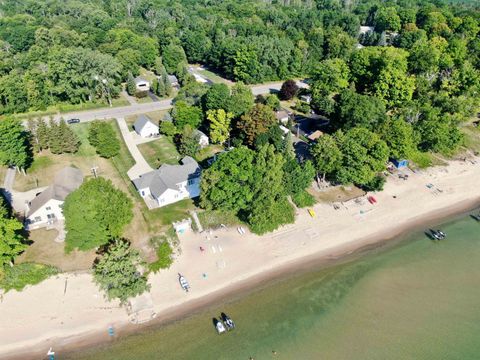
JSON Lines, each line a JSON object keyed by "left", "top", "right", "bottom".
{"left": 134, "top": 115, "right": 157, "bottom": 132}
{"left": 27, "top": 167, "right": 83, "bottom": 217}
{"left": 194, "top": 129, "right": 207, "bottom": 138}
{"left": 167, "top": 75, "right": 178, "bottom": 83}
{"left": 275, "top": 110, "right": 289, "bottom": 120}
{"left": 134, "top": 76, "right": 148, "bottom": 83}
{"left": 133, "top": 157, "right": 201, "bottom": 198}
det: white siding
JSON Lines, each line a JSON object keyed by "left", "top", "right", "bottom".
{"left": 27, "top": 199, "right": 64, "bottom": 229}
{"left": 138, "top": 122, "right": 159, "bottom": 138}
{"left": 153, "top": 177, "right": 201, "bottom": 208}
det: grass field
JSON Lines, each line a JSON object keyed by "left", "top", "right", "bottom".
{"left": 17, "top": 228, "right": 96, "bottom": 272}
{"left": 138, "top": 136, "right": 181, "bottom": 168}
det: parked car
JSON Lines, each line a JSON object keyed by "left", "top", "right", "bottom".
{"left": 67, "top": 118, "right": 80, "bottom": 124}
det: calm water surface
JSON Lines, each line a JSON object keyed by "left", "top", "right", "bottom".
{"left": 66, "top": 215, "right": 480, "bottom": 360}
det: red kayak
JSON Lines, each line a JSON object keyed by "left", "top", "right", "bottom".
{"left": 367, "top": 196, "right": 377, "bottom": 204}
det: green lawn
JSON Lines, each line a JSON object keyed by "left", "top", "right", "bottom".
{"left": 142, "top": 198, "right": 196, "bottom": 233}
{"left": 138, "top": 136, "right": 181, "bottom": 169}
{"left": 14, "top": 97, "right": 130, "bottom": 120}
{"left": 195, "top": 144, "right": 224, "bottom": 162}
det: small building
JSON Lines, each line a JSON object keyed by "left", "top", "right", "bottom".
{"left": 194, "top": 129, "right": 209, "bottom": 148}
{"left": 133, "top": 115, "right": 159, "bottom": 138}
{"left": 300, "top": 95, "right": 312, "bottom": 104}
{"left": 134, "top": 76, "right": 150, "bottom": 91}
{"left": 359, "top": 26, "right": 374, "bottom": 35}
{"left": 392, "top": 159, "right": 408, "bottom": 169}
{"left": 26, "top": 167, "right": 83, "bottom": 229}
{"left": 167, "top": 75, "right": 179, "bottom": 88}
{"left": 275, "top": 110, "right": 290, "bottom": 124}
{"left": 307, "top": 130, "right": 324, "bottom": 142}
{"left": 133, "top": 157, "right": 201, "bottom": 208}
{"left": 279, "top": 125, "right": 290, "bottom": 137}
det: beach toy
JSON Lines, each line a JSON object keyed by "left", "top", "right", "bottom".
{"left": 108, "top": 325, "right": 115, "bottom": 337}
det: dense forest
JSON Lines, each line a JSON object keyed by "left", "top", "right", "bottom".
{"left": 0, "top": 0, "right": 478, "bottom": 114}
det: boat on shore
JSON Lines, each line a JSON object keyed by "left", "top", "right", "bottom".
{"left": 427, "top": 229, "right": 446, "bottom": 241}
{"left": 178, "top": 274, "right": 190, "bottom": 292}
{"left": 221, "top": 312, "right": 235, "bottom": 331}
{"left": 213, "top": 318, "right": 226, "bottom": 334}
{"left": 470, "top": 213, "right": 480, "bottom": 222}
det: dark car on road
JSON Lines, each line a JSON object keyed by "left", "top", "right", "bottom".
{"left": 67, "top": 118, "right": 80, "bottom": 124}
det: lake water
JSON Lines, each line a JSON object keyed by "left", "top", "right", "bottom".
{"left": 65, "top": 214, "right": 480, "bottom": 360}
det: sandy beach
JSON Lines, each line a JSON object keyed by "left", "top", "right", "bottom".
{"left": 2, "top": 157, "right": 480, "bottom": 360}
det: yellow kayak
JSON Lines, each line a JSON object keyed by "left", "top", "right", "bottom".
{"left": 308, "top": 209, "right": 316, "bottom": 218}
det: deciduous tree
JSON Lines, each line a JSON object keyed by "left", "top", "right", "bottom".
{"left": 206, "top": 109, "right": 233, "bottom": 144}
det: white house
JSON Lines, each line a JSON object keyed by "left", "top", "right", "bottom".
{"left": 134, "top": 76, "right": 150, "bottom": 91}
{"left": 359, "top": 26, "right": 374, "bottom": 35}
{"left": 26, "top": 167, "right": 83, "bottom": 229}
{"left": 194, "top": 129, "right": 209, "bottom": 148}
{"left": 133, "top": 157, "right": 201, "bottom": 208}
{"left": 133, "top": 115, "right": 159, "bottom": 138}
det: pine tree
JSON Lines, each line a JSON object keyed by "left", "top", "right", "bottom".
{"left": 154, "top": 57, "right": 165, "bottom": 76}
{"left": 162, "top": 68, "right": 172, "bottom": 96}
{"left": 151, "top": 78, "right": 159, "bottom": 95}
{"left": 27, "top": 118, "right": 39, "bottom": 153}
{"left": 48, "top": 118, "right": 62, "bottom": 154}
{"left": 282, "top": 132, "right": 295, "bottom": 160}
{"left": 58, "top": 119, "right": 80, "bottom": 153}
{"left": 36, "top": 118, "right": 50, "bottom": 152}
{"left": 156, "top": 77, "right": 166, "bottom": 97}
{"left": 126, "top": 72, "right": 136, "bottom": 96}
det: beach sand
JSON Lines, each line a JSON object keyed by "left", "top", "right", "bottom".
{"left": 1, "top": 158, "right": 480, "bottom": 359}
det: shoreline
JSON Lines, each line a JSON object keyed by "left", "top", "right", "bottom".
{"left": 2, "top": 158, "right": 480, "bottom": 359}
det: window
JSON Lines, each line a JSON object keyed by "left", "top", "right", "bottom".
{"left": 141, "top": 191, "right": 145, "bottom": 196}
{"left": 187, "top": 179, "right": 195, "bottom": 185}
{"left": 34, "top": 216, "right": 41, "bottom": 222}
{"left": 46, "top": 206, "right": 51, "bottom": 211}
{"left": 174, "top": 193, "right": 179, "bottom": 199}
{"left": 47, "top": 213, "right": 56, "bottom": 220}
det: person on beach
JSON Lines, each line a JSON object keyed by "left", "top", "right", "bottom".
{"left": 200, "top": 246, "right": 205, "bottom": 252}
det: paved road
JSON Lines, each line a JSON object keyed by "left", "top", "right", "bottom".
{"left": 250, "top": 80, "right": 309, "bottom": 96}
{"left": 40, "top": 80, "right": 308, "bottom": 124}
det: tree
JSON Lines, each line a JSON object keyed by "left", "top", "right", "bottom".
{"left": 162, "top": 68, "right": 172, "bottom": 96}
{"left": 206, "top": 109, "right": 233, "bottom": 144}
{"left": 375, "top": 7, "right": 401, "bottom": 33}
{"left": 0, "top": 117, "right": 32, "bottom": 170}
{"left": 200, "top": 146, "right": 256, "bottom": 212}
{"left": 279, "top": 80, "right": 299, "bottom": 100}
{"left": 179, "top": 125, "right": 200, "bottom": 157}
{"left": 162, "top": 43, "right": 187, "bottom": 74}
{"left": 335, "top": 128, "right": 389, "bottom": 186}
{"left": 311, "top": 58, "right": 350, "bottom": 115}
{"left": 203, "top": 83, "right": 230, "bottom": 112}
{"left": 63, "top": 178, "right": 133, "bottom": 251}
{"left": 154, "top": 57, "right": 165, "bottom": 75}
{"left": 333, "top": 89, "right": 386, "bottom": 131}
{"left": 171, "top": 101, "right": 203, "bottom": 130}
{"left": 93, "top": 239, "right": 150, "bottom": 304}
{"left": 228, "top": 82, "right": 254, "bottom": 117}
{"left": 126, "top": 72, "right": 136, "bottom": 96}
{"left": 48, "top": 119, "right": 80, "bottom": 154}
{"left": 283, "top": 159, "right": 315, "bottom": 196}
{"left": 159, "top": 121, "right": 178, "bottom": 138}
{"left": 236, "top": 104, "right": 277, "bottom": 146}
{"left": 116, "top": 48, "right": 141, "bottom": 77}
{"left": 36, "top": 118, "right": 49, "bottom": 152}
{"left": 310, "top": 134, "right": 343, "bottom": 180}
{"left": 264, "top": 94, "right": 280, "bottom": 111}
{"left": 88, "top": 121, "right": 120, "bottom": 158}
{"left": 379, "top": 118, "right": 417, "bottom": 159}
{"left": 0, "top": 213, "right": 27, "bottom": 267}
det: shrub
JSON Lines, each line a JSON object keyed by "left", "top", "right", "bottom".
{"left": 294, "top": 101, "right": 311, "bottom": 114}
{"left": 149, "top": 241, "right": 174, "bottom": 273}
{"left": 0, "top": 263, "right": 59, "bottom": 292}
{"left": 292, "top": 190, "right": 316, "bottom": 208}
{"left": 88, "top": 121, "right": 120, "bottom": 158}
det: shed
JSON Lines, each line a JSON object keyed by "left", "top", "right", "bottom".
{"left": 275, "top": 110, "right": 289, "bottom": 124}
{"left": 307, "top": 130, "right": 323, "bottom": 141}
{"left": 133, "top": 115, "right": 159, "bottom": 138}
{"left": 392, "top": 159, "right": 408, "bottom": 169}
{"left": 134, "top": 76, "right": 150, "bottom": 91}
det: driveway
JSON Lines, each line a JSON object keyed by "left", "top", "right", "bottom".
{"left": 116, "top": 117, "right": 154, "bottom": 180}
{"left": 250, "top": 80, "right": 309, "bottom": 96}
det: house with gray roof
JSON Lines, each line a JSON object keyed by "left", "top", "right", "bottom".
{"left": 134, "top": 76, "right": 150, "bottom": 91}
{"left": 133, "top": 114, "right": 159, "bottom": 138}
{"left": 133, "top": 157, "right": 201, "bottom": 208}
{"left": 26, "top": 167, "right": 83, "bottom": 229}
